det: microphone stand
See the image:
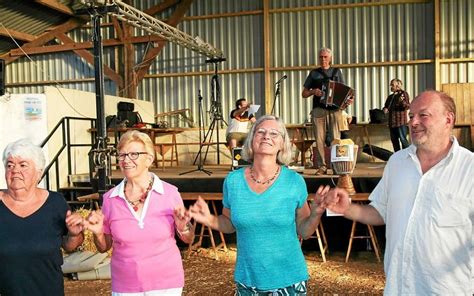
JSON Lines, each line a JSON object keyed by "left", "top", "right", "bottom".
{"left": 271, "top": 81, "right": 282, "bottom": 116}
{"left": 180, "top": 90, "right": 212, "bottom": 175}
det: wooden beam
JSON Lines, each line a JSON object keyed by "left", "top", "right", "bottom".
{"left": 1, "top": 18, "right": 87, "bottom": 63}
{"left": 134, "top": 0, "right": 193, "bottom": 84}
{"left": 263, "top": 0, "right": 272, "bottom": 114}
{"left": 9, "top": 35, "right": 167, "bottom": 56}
{"left": 0, "top": 27, "right": 36, "bottom": 42}
{"left": 55, "top": 33, "right": 124, "bottom": 88}
{"left": 270, "top": 0, "right": 428, "bottom": 14}
{"left": 123, "top": 19, "right": 136, "bottom": 98}
{"left": 144, "top": 0, "right": 179, "bottom": 16}
{"left": 34, "top": 0, "right": 74, "bottom": 15}
{"left": 434, "top": 0, "right": 441, "bottom": 90}
{"left": 111, "top": 17, "right": 124, "bottom": 41}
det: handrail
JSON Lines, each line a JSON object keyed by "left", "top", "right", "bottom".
{"left": 40, "top": 116, "right": 96, "bottom": 191}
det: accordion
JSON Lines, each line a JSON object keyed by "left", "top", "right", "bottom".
{"left": 320, "top": 80, "right": 355, "bottom": 109}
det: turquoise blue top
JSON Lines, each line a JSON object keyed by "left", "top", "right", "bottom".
{"left": 223, "top": 166, "right": 309, "bottom": 290}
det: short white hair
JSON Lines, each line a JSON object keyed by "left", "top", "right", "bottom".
{"left": 3, "top": 138, "right": 46, "bottom": 172}
{"left": 319, "top": 47, "right": 333, "bottom": 57}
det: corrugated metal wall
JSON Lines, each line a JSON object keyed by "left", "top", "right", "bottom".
{"left": 271, "top": 1, "right": 434, "bottom": 123}
{"left": 4, "top": 0, "right": 473, "bottom": 125}
{"left": 440, "top": 0, "right": 474, "bottom": 83}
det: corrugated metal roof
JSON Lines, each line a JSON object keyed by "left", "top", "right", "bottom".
{"left": 0, "top": 1, "right": 85, "bottom": 54}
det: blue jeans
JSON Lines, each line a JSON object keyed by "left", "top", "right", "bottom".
{"left": 389, "top": 125, "right": 409, "bottom": 151}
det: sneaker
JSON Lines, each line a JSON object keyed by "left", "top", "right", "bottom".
{"left": 316, "top": 166, "right": 327, "bottom": 175}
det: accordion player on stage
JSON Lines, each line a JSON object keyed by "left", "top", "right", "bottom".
{"left": 301, "top": 47, "right": 354, "bottom": 175}
{"left": 320, "top": 80, "right": 355, "bottom": 110}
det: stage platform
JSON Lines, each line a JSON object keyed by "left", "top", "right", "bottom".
{"left": 71, "top": 162, "right": 385, "bottom": 194}
{"left": 69, "top": 162, "right": 386, "bottom": 254}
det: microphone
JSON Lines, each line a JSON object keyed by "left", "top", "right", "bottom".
{"left": 275, "top": 74, "right": 287, "bottom": 84}
{"left": 205, "top": 57, "right": 227, "bottom": 64}
{"left": 198, "top": 89, "right": 203, "bottom": 101}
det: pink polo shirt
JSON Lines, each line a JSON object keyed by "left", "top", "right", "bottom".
{"left": 102, "top": 174, "right": 185, "bottom": 293}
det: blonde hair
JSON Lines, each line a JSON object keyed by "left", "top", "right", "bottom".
{"left": 390, "top": 78, "right": 403, "bottom": 91}
{"left": 117, "top": 130, "right": 155, "bottom": 158}
{"left": 241, "top": 115, "right": 293, "bottom": 165}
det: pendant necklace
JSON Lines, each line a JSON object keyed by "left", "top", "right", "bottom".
{"left": 249, "top": 166, "right": 280, "bottom": 185}
{"left": 124, "top": 178, "right": 153, "bottom": 212}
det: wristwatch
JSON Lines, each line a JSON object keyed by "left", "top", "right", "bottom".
{"left": 177, "top": 222, "right": 193, "bottom": 235}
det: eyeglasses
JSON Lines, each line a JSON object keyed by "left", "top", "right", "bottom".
{"left": 117, "top": 152, "right": 148, "bottom": 161}
{"left": 255, "top": 128, "right": 282, "bottom": 139}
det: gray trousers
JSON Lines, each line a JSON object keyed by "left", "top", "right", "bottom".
{"left": 311, "top": 107, "right": 342, "bottom": 168}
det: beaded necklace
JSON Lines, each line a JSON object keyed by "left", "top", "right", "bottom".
{"left": 249, "top": 166, "right": 280, "bottom": 185}
{"left": 124, "top": 178, "right": 154, "bottom": 212}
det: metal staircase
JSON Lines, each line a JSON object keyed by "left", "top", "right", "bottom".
{"left": 40, "top": 116, "right": 98, "bottom": 209}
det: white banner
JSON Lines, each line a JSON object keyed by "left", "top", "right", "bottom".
{"left": 0, "top": 94, "right": 48, "bottom": 189}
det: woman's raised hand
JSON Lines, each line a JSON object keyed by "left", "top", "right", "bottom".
{"left": 65, "top": 210, "right": 85, "bottom": 236}
{"left": 188, "top": 196, "right": 212, "bottom": 225}
{"left": 173, "top": 205, "right": 192, "bottom": 231}
{"left": 309, "top": 185, "right": 330, "bottom": 216}
{"left": 84, "top": 210, "right": 105, "bottom": 235}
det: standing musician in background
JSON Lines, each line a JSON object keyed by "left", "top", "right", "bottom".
{"left": 190, "top": 115, "right": 329, "bottom": 295}
{"left": 302, "top": 47, "right": 353, "bottom": 175}
{"left": 226, "top": 98, "right": 257, "bottom": 149}
{"left": 0, "top": 138, "right": 84, "bottom": 296}
{"left": 383, "top": 78, "right": 411, "bottom": 151}
{"left": 85, "top": 130, "right": 194, "bottom": 295}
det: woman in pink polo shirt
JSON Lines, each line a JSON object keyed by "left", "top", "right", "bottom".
{"left": 85, "top": 130, "right": 194, "bottom": 295}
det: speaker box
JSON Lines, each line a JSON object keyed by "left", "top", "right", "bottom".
{"left": 0, "top": 59, "right": 5, "bottom": 96}
{"left": 369, "top": 109, "right": 388, "bottom": 124}
{"left": 117, "top": 111, "right": 140, "bottom": 127}
{"left": 117, "top": 101, "right": 134, "bottom": 112}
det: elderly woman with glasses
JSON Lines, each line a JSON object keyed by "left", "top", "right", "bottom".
{"left": 190, "top": 115, "right": 329, "bottom": 295}
{"left": 0, "top": 138, "right": 84, "bottom": 295}
{"left": 85, "top": 130, "right": 194, "bottom": 295}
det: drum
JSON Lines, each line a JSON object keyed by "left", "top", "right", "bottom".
{"left": 321, "top": 80, "right": 355, "bottom": 109}
{"left": 331, "top": 144, "right": 358, "bottom": 195}
{"left": 331, "top": 144, "right": 358, "bottom": 175}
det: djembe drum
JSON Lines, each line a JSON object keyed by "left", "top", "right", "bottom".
{"left": 331, "top": 143, "right": 359, "bottom": 195}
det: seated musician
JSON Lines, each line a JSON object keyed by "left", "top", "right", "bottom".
{"left": 225, "top": 98, "right": 256, "bottom": 149}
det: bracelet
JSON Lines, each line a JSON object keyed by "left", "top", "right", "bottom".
{"left": 177, "top": 222, "right": 193, "bottom": 236}
{"left": 68, "top": 231, "right": 84, "bottom": 239}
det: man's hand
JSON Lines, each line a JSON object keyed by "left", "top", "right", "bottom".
{"left": 322, "top": 187, "right": 351, "bottom": 215}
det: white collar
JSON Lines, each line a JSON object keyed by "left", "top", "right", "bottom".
{"left": 407, "top": 136, "right": 458, "bottom": 164}
{"left": 109, "top": 173, "right": 164, "bottom": 198}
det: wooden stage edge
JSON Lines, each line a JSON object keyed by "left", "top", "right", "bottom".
{"left": 70, "top": 163, "right": 384, "bottom": 197}
{"left": 105, "top": 162, "right": 385, "bottom": 180}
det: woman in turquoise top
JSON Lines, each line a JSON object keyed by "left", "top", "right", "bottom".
{"left": 190, "top": 115, "right": 329, "bottom": 295}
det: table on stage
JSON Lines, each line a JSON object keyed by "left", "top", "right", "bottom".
{"left": 286, "top": 123, "right": 314, "bottom": 166}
